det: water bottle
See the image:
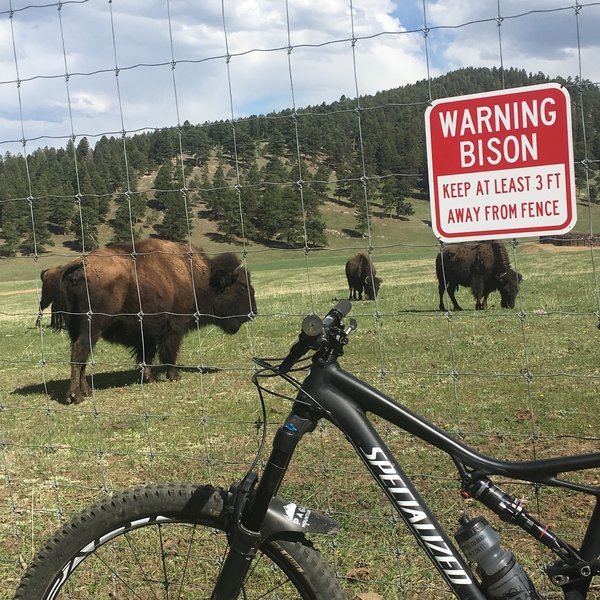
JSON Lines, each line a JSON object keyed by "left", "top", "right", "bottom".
{"left": 454, "top": 515, "right": 541, "bottom": 599}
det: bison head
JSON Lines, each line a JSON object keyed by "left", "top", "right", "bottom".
{"left": 497, "top": 270, "right": 523, "bottom": 309}
{"left": 364, "top": 275, "right": 383, "bottom": 300}
{"left": 208, "top": 255, "right": 257, "bottom": 333}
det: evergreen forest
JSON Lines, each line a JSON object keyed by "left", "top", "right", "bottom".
{"left": 1, "top": 66, "right": 599, "bottom": 255}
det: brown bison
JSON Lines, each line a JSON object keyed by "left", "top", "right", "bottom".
{"left": 345, "top": 253, "right": 382, "bottom": 300}
{"left": 436, "top": 240, "right": 522, "bottom": 311}
{"left": 50, "top": 238, "right": 257, "bottom": 404}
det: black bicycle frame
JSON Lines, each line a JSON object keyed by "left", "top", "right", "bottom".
{"left": 296, "top": 358, "right": 600, "bottom": 599}
{"left": 298, "top": 359, "right": 485, "bottom": 599}
{"left": 212, "top": 355, "right": 600, "bottom": 599}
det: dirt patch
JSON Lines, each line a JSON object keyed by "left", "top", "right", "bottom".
{"left": 521, "top": 243, "right": 589, "bottom": 254}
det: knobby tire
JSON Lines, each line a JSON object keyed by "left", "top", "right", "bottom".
{"left": 14, "top": 483, "right": 347, "bottom": 599}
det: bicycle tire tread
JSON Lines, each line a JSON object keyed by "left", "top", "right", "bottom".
{"left": 15, "top": 482, "right": 347, "bottom": 599}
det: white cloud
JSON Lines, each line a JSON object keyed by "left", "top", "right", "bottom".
{"left": 55, "top": 91, "right": 112, "bottom": 117}
{"left": 1, "top": 0, "right": 599, "bottom": 154}
{"left": 425, "top": 1, "right": 600, "bottom": 81}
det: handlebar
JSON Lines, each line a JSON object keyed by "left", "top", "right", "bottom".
{"left": 278, "top": 300, "right": 353, "bottom": 374}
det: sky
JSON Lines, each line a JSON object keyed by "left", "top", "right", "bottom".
{"left": 1, "top": 0, "right": 600, "bottom": 154}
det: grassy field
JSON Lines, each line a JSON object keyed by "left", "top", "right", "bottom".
{"left": 1, "top": 199, "right": 600, "bottom": 598}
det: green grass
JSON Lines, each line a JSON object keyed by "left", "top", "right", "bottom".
{"left": 1, "top": 200, "right": 600, "bottom": 598}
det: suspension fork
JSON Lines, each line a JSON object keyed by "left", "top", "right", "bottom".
{"left": 210, "top": 412, "right": 317, "bottom": 600}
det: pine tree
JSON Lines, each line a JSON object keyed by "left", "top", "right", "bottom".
{"left": 152, "top": 160, "right": 177, "bottom": 211}
{"left": 237, "top": 162, "right": 261, "bottom": 240}
{"left": 279, "top": 186, "right": 304, "bottom": 246}
{"left": 253, "top": 185, "right": 284, "bottom": 242}
{"left": 266, "top": 128, "right": 286, "bottom": 157}
{"left": 72, "top": 200, "right": 100, "bottom": 251}
{"left": 126, "top": 135, "right": 150, "bottom": 175}
{"left": 182, "top": 123, "right": 211, "bottom": 166}
{"left": 334, "top": 166, "right": 352, "bottom": 204}
{"left": 354, "top": 201, "right": 369, "bottom": 237}
{"left": 152, "top": 159, "right": 192, "bottom": 242}
{"left": 304, "top": 212, "right": 327, "bottom": 247}
{"left": 0, "top": 201, "right": 22, "bottom": 256}
{"left": 111, "top": 188, "right": 148, "bottom": 242}
{"left": 251, "top": 156, "right": 287, "bottom": 242}
{"left": 208, "top": 165, "right": 242, "bottom": 241}
{"left": 158, "top": 189, "right": 192, "bottom": 242}
{"left": 379, "top": 175, "right": 414, "bottom": 218}
{"left": 0, "top": 154, "right": 32, "bottom": 251}
{"left": 148, "top": 129, "right": 176, "bottom": 166}
{"left": 23, "top": 192, "right": 53, "bottom": 254}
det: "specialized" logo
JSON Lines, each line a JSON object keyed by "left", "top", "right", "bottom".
{"left": 362, "top": 446, "right": 472, "bottom": 585}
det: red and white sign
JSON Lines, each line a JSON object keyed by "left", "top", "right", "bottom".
{"left": 425, "top": 83, "right": 576, "bottom": 242}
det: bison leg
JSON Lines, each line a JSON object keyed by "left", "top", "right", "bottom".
{"left": 67, "top": 340, "right": 93, "bottom": 404}
{"left": 471, "top": 278, "right": 486, "bottom": 310}
{"left": 142, "top": 365, "right": 154, "bottom": 383}
{"left": 158, "top": 333, "right": 184, "bottom": 381}
{"left": 438, "top": 277, "right": 463, "bottom": 311}
{"left": 134, "top": 338, "right": 158, "bottom": 383}
{"left": 67, "top": 359, "right": 86, "bottom": 404}
{"left": 438, "top": 282, "right": 447, "bottom": 311}
{"left": 474, "top": 295, "right": 487, "bottom": 310}
{"left": 445, "top": 283, "right": 462, "bottom": 311}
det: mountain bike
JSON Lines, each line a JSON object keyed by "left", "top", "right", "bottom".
{"left": 15, "top": 300, "right": 600, "bottom": 599}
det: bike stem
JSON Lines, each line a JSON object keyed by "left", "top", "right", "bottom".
{"left": 209, "top": 411, "right": 317, "bottom": 599}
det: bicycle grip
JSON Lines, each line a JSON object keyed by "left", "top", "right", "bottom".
{"left": 322, "top": 299, "right": 352, "bottom": 328}
{"left": 279, "top": 315, "right": 323, "bottom": 374}
{"left": 301, "top": 314, "right": 323, "bottom": 337}
{"left": 278, "top": 302, "right": 352, "bottom": 374}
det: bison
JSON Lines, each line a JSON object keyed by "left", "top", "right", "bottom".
{"left": 436, "top": 240, "right": 522, "bottom": 311}
{"left": 345, "top": 253, "right": 382, "bottom": 301}
{"left": 50, "top": 238, "right": 257, "bottom": 404}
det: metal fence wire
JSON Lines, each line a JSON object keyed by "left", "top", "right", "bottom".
{"left": 1, "top": 1, "right": 600, "bottom": 598}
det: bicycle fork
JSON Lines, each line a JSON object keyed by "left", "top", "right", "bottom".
{"left": 210, "top": 412, "right": 324, "bottom": 599}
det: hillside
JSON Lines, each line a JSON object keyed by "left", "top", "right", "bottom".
{"left": 1, "top": 66, "right": 599, "bottom": 261}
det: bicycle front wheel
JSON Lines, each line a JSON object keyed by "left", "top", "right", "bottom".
{"left": 15, "top": 483, "right": 347, "bottom": 599}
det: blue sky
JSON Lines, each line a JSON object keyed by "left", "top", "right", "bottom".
{"left": 1, "top": 0, "right": 599, "bottom": 154}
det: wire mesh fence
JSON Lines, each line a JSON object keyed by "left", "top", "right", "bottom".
{"left": 1, "top": 1, "right": 600, "bottom": 597}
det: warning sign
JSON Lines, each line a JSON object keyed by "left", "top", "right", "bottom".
{"left": 425, "top": 83, "right": 576, "bottom": 242}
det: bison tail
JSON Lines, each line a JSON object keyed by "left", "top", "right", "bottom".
{"left": 50, "top": 310, "right": 66, "bottom": 332}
